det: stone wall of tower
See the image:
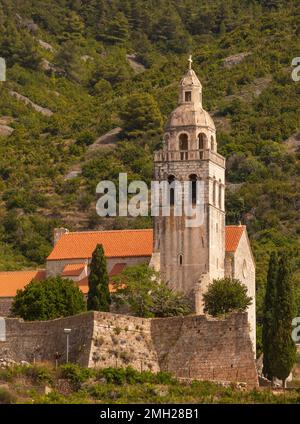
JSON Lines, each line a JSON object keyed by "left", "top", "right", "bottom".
{"left": 154, "top": 155, "right": 225, "bottom": 302}
{"left": 208, "top": 161, "right": 225, "bottom": 281}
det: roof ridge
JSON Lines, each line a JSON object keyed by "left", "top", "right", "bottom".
{"left": 0, "top": 269, "right": 45, "bottom": 275}
{"left": 65, "top": 228, "right": 153, "bottom": 235}
{"left": 225, "top": 225, "right": 245, "bottom": 228}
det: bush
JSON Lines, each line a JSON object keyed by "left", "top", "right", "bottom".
{"left": 0, "top": 388, "right": 16, "bottom": 404}
{"left": 203, "top": 278, "right": 252, "bottom": 317}
{"left": 11, "top": 277, "right": 86, "bottom": 321}
{"left": 59, "top": 363, "right": 94, "bottom": 385}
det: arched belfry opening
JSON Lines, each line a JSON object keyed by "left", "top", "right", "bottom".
{"left": 179, "top": 133, "right": 188, "bottom": 160}
{"left": 179, "top": 133, "right": 188, "bottom": 150}
{"left": 189, "top": 174, "right": 198, "bottom": 204}
{"left": 198, "top": 133, "right": 207, "bottom": 150}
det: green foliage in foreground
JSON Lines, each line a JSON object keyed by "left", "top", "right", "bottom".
{"left": 0, "top": 364, "right": 300, "bottom": 404}
{"left": 11, "top": 277, "right": 86, "bottom": 321}
{"left": 203, "top": 278, "right": 252, "bottom": 316}
{"left": 0, "top": 0, "right": 300, "bottom": 353}
{"left": 112, "top": 264, "right": 192, "bottom": 318}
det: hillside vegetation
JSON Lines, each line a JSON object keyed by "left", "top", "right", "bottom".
{"left": 0, "top": 0, "right": 300, "bottom": 350}
{"left": 0, "top": 363, "right": 299, "bottom": 404}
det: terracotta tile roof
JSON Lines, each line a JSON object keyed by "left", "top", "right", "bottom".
{"left": 47, "top": 229, "right": 153, "bottom": 261}
{"left": 61, "top": 263, "right": 86, "bottom": 277}
{"left": 76, "top": 278, "right": 116, "bottom": 295}
{"left": 77, "top": 263, "right": 126, "bottom": 294}
{"left": 109, "top": 263, "right": 126, "bottom": 277}
{"left": 0, "top": 270, "right": 46, "bottom": 297}
{"left": 48, "top": 227, "right": 245, "bottom": 262}
{"left": 225, "top": 225, "right": 245, "bottom": 252}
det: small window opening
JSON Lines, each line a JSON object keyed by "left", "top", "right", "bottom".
{"left": 185, "top": 91, "right": 192, "bottom": 102}
{"left": 189, "top": 174, "right": 197, "bottom": 204}
{"left": 168, "top": 175, "right": 175, "bottom": 206}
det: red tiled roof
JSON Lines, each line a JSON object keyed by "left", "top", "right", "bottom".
{"left": 77, "top": 263, "right": 126, "bottom": 294}
{"left": 0, "top": 270, "right": 46, "bottom": 297}
{"left": 109, "top": 263, "right": 126, "bottom": 277}
{"left": 47, "top": 229, "right": 153, "bottom": 261}
{"left": 225, "top": 225, "right": 245, "bottom": 252}
{"left": 61, "top": 263, "right": 86, "bottom": 277}
{"left": 48, "top": 227, "right": 245, "bottom": 262}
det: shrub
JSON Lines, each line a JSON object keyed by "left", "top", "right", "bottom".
{"left": 11, "top": 277, "right": 86, "bottom": 321}
{"left": 0, "top": 388, "right": 16, "bottom": 404}
{"left": 203, "top": 278, "right": 252, "bottom": 317}
{"left": 59, "top": 363, "right": 94, "bottom": 385}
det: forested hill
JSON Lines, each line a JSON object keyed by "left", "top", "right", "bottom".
{"left": 0, "top": 0, "right": 300, "bottom": 339}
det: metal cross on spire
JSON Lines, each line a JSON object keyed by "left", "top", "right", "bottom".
{"left": 188, "top": 55, "right": 193, "bottom": 70}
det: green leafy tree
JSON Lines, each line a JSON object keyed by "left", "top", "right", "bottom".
{"left": 272, "top": 254, "right": 296, "bottom": 386}
{"left": 112, "top": 264, "right": 191, "bottom": 318}
{"left": 11, "top": 277, "right": 86, "bottom": 321}
{"left": 203, "top": 278, "right": 252, "bottom": 317}
{"left": 262, "top": 251, "right": 278, "bottom": 379}
{"left": 87, "top": 244, "right": 111, "bottom": 312}
{"left": 120, "top": 93, "right": 163, "bottom": 139}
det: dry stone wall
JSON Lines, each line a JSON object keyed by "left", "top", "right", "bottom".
{"left": 0, "top": 311, "right": 258, "bottom": 387}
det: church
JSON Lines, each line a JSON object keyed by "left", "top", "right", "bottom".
{"left": 0, "top": 60, "right": 256, "bottom": 352}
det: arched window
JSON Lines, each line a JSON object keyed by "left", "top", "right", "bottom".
{"left": 213, "top": 179, "right": 217, "bottom": 206}
{"left": 198, "top": 133, "right": 207, "bottom": 150}
{"left": 179, "top": 133, "right": 188, "bottom": 150}
{"left": 178, "top": 254, "right": 183, "bottom": 265}
{"left": 189, "top": 174, "right": 197, "bottom": 204}
{"left": 211, "top": 135, "right": 215, "bottom": 152}
{"left": 168, "top": 175, "right": 175, "bottom": 206}
{"left": 218, "top": 181, "right": 222, "bottom": 209}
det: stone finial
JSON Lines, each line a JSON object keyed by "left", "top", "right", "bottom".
{"left": 53, "top": 228, "right": 69, "bottom": 246}
{"left": 188, "top": 54, "right": 193, "bottom": 70}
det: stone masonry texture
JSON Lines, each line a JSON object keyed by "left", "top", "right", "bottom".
{"left": 0, "top": 311, "right": 258, "bottom": 387}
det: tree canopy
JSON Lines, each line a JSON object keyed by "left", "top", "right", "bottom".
{"left": 112, "top": 264, "right": 191, "bottom": 318}
{"left": 11, "top": 276, "right": 86, "bottom": 321}
{"left": 203, "top": 278, "right": 252, "bottom": 317}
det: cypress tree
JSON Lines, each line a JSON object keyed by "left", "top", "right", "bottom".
{"left": 262, "top": 251, "right": 278, "bottom": 379}
{"left": 272, "top": 253, "right": 296, "bottom": 387}
{"left": 87, "top": 244, "right": 111, "bottom": 312}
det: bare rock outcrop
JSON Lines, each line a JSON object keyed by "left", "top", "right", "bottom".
{"left": 9, "top": 91, "right": 53, "bottom": 117}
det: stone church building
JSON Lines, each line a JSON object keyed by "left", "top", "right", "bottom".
{"left": 0, "top": 62, "right": 256, "bottom": 352}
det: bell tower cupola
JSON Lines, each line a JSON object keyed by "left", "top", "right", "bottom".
{"left": 179, "top": 55, "right": 203, "bottom": 106}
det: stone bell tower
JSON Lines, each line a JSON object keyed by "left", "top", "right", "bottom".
{"left": 153, "top": 57, "right": 226, "bottom": 312}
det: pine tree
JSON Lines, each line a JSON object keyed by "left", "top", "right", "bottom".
{"left": 87, "top": 244, "right": 111, "bottom": 312}
{"left": 272, "top": 253, "right": 296, "bottom": 387}
{"left": 262, "top": 251, "right": 278, "bottom": 379}
{"left": 98, "top": 11, "right": 129, "bottom": 44}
